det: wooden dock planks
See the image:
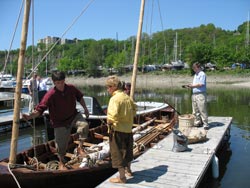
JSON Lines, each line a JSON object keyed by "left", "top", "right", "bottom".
{"left": 97, "top": 116, "right": 232, "bottom": 188}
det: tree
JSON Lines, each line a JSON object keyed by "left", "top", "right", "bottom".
{"left": 85, "top": 42, "right": 103, "bottom": 77}
{"left": 186, "top": 42, "right": 213, "bottom": 66}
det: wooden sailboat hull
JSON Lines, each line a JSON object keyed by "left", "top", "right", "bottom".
{"left": 0, "top": 101, "right": 177, "bottom": 188}
{"left": 0, "top": 162, "right": 115, "bottom": 188}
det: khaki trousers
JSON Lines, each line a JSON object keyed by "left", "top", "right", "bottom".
{"left": 192, "top": 93, "right": 208, "bottom": 127}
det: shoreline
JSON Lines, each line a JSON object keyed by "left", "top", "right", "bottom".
{"left": 66, "top": 74, "right": 250, "bottom": 88}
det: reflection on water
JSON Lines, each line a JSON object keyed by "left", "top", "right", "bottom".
{"left": 78, "top": 85, "right": 250, "bottom": 188}
{"left": 0, "top": 85, "right": 250, "bottom": 188}
{"left": 80, "top": 85, "right": 250, "bottom": 132}
{"left": 0, "top": 126, "right": 47, "bottom": 159}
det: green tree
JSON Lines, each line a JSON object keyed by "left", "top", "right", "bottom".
{"left": 186, "top": 42, "right": 213, "bottom": 66}
{"left": 85, "top": 42, "right": 103, "bottom": 77}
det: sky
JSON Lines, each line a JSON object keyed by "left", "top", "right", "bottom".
{"left": 0, "top": 0, "right": 249, "bottom": 51}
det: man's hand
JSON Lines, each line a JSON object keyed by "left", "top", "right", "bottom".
{"left": 181, "top": 85, "right": 190, "bottom": 88}
{"left": 85, "top": 110, "right": 89, "bottom": 119}
{"left": 22, "top": 113, "right": 31, "bottom": 121}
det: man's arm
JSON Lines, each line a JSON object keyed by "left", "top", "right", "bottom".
{"left": 79, "top": 98, "right": 89, "bottom": 118}
{"left": 22, "top": 110, "right": 41, "bottom": 121}
{"left": 28, "top": 80, "right": 32, "bottom": 94}
{"left": 188, "top": 83, "right": 203, "bottom": 88}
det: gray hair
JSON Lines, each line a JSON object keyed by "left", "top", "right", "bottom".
{"left": 105, "top": 75, "right": 123, "bottom": 89}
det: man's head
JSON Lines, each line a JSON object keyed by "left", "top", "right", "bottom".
{"left": 52, "top": 71, "right": 66, "bottom": 91}
{"left": 124, "top": 82, "right": 131, "bottom": 95}
{"left": 192, "top": 62, "right": 201, "bottom": 73}
{"left": 52, "top": 71, "right": 65, "bottom": 81}
{"left": 32, "top": 72, "right": 38, "bottom": 79}
{"left": 105, "top": 75, "right": 123, "bottom": 94}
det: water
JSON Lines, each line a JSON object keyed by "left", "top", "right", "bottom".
{"left": 0, "top": 85, "right": 249, "bottom": 188}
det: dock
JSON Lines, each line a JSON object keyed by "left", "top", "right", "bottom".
{"left": 97, "top": 116, "right": 232, "bottom": 188}
{"left": 0, "top": 108, "right": 29, "bottom": 125}
{"left": 0, "top": 92, "right": 33, "bottom": 132}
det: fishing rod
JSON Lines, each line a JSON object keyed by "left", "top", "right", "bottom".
{"left": 181, "top": 84, "right": 190, "bottom": 88}
{"left": 164, "top": 99, "right": 181, "bottom": 115}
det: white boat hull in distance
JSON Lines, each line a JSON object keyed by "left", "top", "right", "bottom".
{"left": 136, "top": 101, "right": 168, "bottom": 115}
{"left": 80, "top": 100, "right": 168, "bottom": 119}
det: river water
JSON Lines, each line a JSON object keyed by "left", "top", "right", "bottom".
{"left": 0, "top": 85, "right": 249, "bottom": 188}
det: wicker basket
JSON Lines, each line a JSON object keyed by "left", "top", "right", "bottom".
{"left": 178, "top": 114, "right": 194, "bottom": 131}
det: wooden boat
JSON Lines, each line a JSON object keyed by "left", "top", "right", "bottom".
{"left": 0, "top": 101, "right": 177, "bottom": 188}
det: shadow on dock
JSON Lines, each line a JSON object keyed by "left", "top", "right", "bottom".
{"left": 126, "top": 164, "right": 168, "bottom": 184}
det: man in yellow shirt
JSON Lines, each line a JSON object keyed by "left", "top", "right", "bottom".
{"left": 106, "top": 75, "right": 136, "bottom": 184}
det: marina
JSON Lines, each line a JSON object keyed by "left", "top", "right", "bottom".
{"left": 98, "top": 116, "right": 232, "bottom": 188}
{"left": 0, "top": 0, "right": 248, "bottom": 187}
{"left": 1, "top": 86, "right": 249, "bottom": 188}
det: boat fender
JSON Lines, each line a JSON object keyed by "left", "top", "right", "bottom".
{"left": 212, "top": 154, "right": 219, "bottom": 179}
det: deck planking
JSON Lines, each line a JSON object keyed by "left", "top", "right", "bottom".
{"left": 97, "top": 116, "right": 232, "bottom": 188}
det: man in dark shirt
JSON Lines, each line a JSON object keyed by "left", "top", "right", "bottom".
{"left": 22, "top": 71, "right": 89, "bottom": 170}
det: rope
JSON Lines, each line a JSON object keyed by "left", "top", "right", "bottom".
{"left": 1, "top": 0, "right": 24, "bottom": 76}
{"left": 30, "top": 0, "right": 37, "bottom": 150}
{"left": 7, "top": 163, "right": 22, "bottom": 188}
{"left": 45, "top": 160, "right": 59, "bottom": 171}
{"left": 32, "top": 117, "right": 38, "bottom": 157}
{"left": 27, "top": 0, "right": 96, "bottom": 78}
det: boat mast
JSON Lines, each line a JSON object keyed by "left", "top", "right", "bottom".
{"left": 9, "top": 0, "right": 31, "bottom": 164}
{"left": 246, "top": 12, "right": 249, "bottom": 48}
{"left": 173, "top": 32, "right": 178, "bottom": 62}
{"left": 130, "top": 0, "right": 145, "bottom": 100}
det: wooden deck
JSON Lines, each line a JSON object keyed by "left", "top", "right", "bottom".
{"left": 97, "top": 116, "right": 232, "bottom": 188}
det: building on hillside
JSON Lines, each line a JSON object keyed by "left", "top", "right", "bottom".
{"left": 37, "top": 36, "right": 80, "bottom": 51}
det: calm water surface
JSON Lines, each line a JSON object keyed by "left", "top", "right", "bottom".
{"left": 0, "top": 85, "right": 249, "bottom": 188}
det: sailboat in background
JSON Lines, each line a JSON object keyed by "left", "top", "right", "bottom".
{"left": 171, "top": 32, "right": 184, "bottom": 70}
{"left": 161, "top": 32, "right": 185, "bottom": 71}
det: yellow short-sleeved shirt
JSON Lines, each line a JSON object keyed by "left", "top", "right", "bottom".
{"left": 107, "top": 90, "right": 136, "bottom": 133}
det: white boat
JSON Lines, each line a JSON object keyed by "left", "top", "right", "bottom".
{"left": 0, "top": 74, "right": 16, "bottom": 89}
{"left": 0, "top": 92, "right": 30, "bottom": 132}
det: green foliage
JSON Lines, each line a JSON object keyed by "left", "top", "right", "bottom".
{"left": 85, "top": 42, "right": 103, "bottom": 77}
{"left": 1, "top": 22, "right": 250, "bottom": 77}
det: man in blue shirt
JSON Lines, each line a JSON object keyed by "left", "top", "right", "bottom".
{"left": 188, "top": 62, "right": 209, "bottom": 130}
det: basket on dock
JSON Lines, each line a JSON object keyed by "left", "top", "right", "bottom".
{"left": 178, "top": 114, "right": 207, "bottom": 144}
{"left": 178, "top": 114, "right": 194, "bottom": 132}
